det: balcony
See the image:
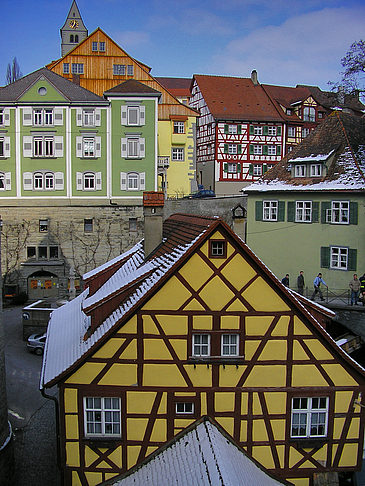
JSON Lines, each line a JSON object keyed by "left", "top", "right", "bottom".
{"left": 158, "top": 156, "right": 170, "bottom": 170}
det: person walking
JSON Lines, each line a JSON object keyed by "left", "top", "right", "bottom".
{"left": 281, "top": 274, "right": 289, "bottom": 287}
{"left": 297, "top": 271, "right": 305, "bottom": 295}
{"left": 311, "top": 273, "right": 328, "bottom": 301}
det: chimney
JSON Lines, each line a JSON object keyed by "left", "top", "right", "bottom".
{"left": 143, "top": 192, "right": 164, "bottom": 259}
{"left": 337, "top": 86, "right": 345, "bottom": 105}
{"left": 251, "top": 70, "right": 258, "bottom": 86}
{"left": 72, "top": 74, "right": 80, "bottom": 86}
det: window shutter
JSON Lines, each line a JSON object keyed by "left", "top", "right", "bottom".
{"left": 76, "top": 108, "right": 82, "bottom": 126}
{"left": 278, "top": 201, "right": 285, "bottom": 221}
{"left": 223, "top": 163, "right": 228, "bottom": 173}
{"left": 224, "top": 144, "right": 228, "bottom": 154}
{"left": 249, "top": 164, "right": 253, "bottom": 175}
{"left": 120, "top": 172, "right": 127, "bottom": 191}
{"left": 121, "top": 138, "right": 127, "bottom": 158}
{"left": 263, "top": 145, "right": 268, "bottom": 155}
{"left": 76, "top": 137, "right": 83, "bottom": 158}
{"left": 54, "top": 108, "right": 63, "bottom": 126}
{"left": 95, "top": 172, "right": 102, "bottom": 190}
{"left": 287, "top": 202, "right": 295, "bottom": 222}
{"left": 54, "top": 136, "right": 63, "bottom": 157}
{"left": 140, "top": 172, "right": 145, "bottom": 190}
{"left": 76, "top": 172, "right": 83, "bottom": 191}
{"left": 348, "top": 249, "right": 357, "bottom": 271}
{"left": 23, "top": 172, "right": 33, "bottom": 190}
{"left": 4, "top": 108, "right": 10, "bottom": 126}
{"left": 249, "top": 145, "right": 254, "bottom": 155}
{"left": 237, "top": 163, "right": 241, "bottom": 172}
{"left": 224, "top": 125, "right": 228, "bottom": 134}
{"left": 22, "top": 107, "right": 32, "bottom": 126}
{"left": 139, "top": 106, "right": 145, "bottom": 126}
{"left": 95, "top": 109, "right": 101, "bottom": 127}
{"left": 4, "top": 137, "right": 10, "bottom": 157}
{"left": 237, "top": 125, "right": 242, "bottom": 134}
{"left": 320, "top": 247, "right": 330, "bottom": 268}
{"left": 5, "top": 172, "right": 11, "bottom": 191}
{"left": 255, "top": 201, "right": 263, "bottom": 221}
{"left": 263, "top": 126, "right": 268, "bottom": 136}
{"left": 95, "top": 137, "right": 101, "bottom": 158}
{"left": 263, "top": 164, "right": 268, "bottom": 174}
{"left": 23, "top": 136, "right": 33, "bottom": 157}
{"left": 349, "top": 202, "right": 358, "bottom": 225}
{"left": 238, "top": 144, "right": 242, "bottom": 154}
{"left": 249, "top": 126, "right": 254, "bottom": 135}
{"left": 139, "top": 138, "right": 145, "bottom": 158}
{"left": 321, "top": 202, "right": 331, "bottom": 223}
{"left": 54, "top": 172, "right": 64, "bottom": 190}
{"left": 121, "top": 106, "right": 128, "bottom": 125}
{"left": 277, "top": 145, "right": 282, "bottom": 156}
{"left": 277, "top": 126, "right": 282, "bottom": 136}
{"left": 312, "top": 202, "right": 319, "bottom": 222}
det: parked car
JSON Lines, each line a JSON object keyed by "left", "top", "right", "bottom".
{"left": 27, "top": 333, "right": 46, "bottom": 355}
{"left": 183, "top": 189, "right": 216, "bottom": 199}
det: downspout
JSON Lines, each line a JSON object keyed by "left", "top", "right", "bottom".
{"left": 41, "top": 387, "right": 63, "bottom": 485}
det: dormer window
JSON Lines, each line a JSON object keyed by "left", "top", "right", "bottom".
{"left": 303, "top": 107, "right": 315, "bottom": 122}
{"left": 294, "top": 165, "right": 306, "bottom": 177}
{"left": 310, "top": 164, "right": 322, "bottom": 177}
{"left": 286, "top": 108, "right": 293, "bottom": 115}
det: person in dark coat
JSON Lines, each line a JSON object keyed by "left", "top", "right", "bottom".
{"left": 281, "top": 274, "right": 289, "bottom": 287}
{"left": 297, "top": 271, "right": 305, "bottom": 295}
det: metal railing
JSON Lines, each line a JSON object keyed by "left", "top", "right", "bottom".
{"left": 301, "top": 288, "right": 352, "bottom": 306}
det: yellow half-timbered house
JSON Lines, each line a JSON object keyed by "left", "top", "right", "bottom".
{"left": 41, "top": 196, "right": 365, "bottom": 486}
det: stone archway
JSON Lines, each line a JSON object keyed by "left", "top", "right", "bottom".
{"left": 27, "top": 271, "right": 59, "bottom": 300}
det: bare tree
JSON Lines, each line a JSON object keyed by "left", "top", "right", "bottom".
{"left": 6, "top": 57, "right": 22, "bottom": 85}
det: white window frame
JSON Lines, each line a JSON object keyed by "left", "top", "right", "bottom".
{"left": 173, "top": 121, "right": 185, "bottom": 134}
{"left": 227, "top": 163, "right": 237, "bottom": 173}
{"left": 291, "top": 397, "right": 328, "bottom": 438}
{"left": 92, "top": 41, "right": 98, "bottom": 51}
{"left": 63, "top": 63, "right": 69, "bottom": 74}
{"left": 0, "top": 109, "right": 3, "bottom": 126}
{"left": 99, "top": 42, "right": 105, "bottom": 52}
{"left": 172, "top": 147, "right": 184, "bottom": 161}
{"left": 127, "top": 65, "right": 134, "bottom": 76}
{"left": 294, "top": 165, "right": 306, "bottom": 177}
{"left": 295, "top": 201, "right": 312, "bottom": 223}
{"left": 33, "top": 108, "right": 53, "bottom": 126}
{"left": 303, "top": 106, "right": 315, "bottom": 122}
{"left": 83, "top": 110, "right": 95, "bottom": 126}
{"left": 72, "top": 63, "right": 84, "bottom": 74}
{"left": 127, "top": 172, "right": 139, "bottom": 190}
{"left": 84, "top": 397, "right": 121, "bottom": 438}
{"left": 253, "top": 164, "right": 262, "bottom": 176}
{"left": 330, "top": 246, "right": 348, "bottom": 270}
{"left": 228, "top": 124, "right": 237, "bottom": 134}
{"left": 192, "top": 334, "right": 210, "bottom": 357}
{"left": 0, "top": 139, "right": 4, "bottom": 157}
{"left": 263, "top": 200, "right": 278, "bottom": 221}
{"left": 113, "top": 64, "right": 125, "bottom": 75}
{"left": 288, "top": 126, "right": 296, "bottom": 137}
{"left": 127, "top": 106, "right": 139, "bottom": 126}
{"left": 221, "top": 334, "right": 239, "bottom": 356}
{"left": 228, "top": 144, "right": 238, "bottom": 155}
{"left": 83, "top": 138, "right": 95, "bottom": 158}
{"left": 267, "top": 145, "right": 276, "bottom": 156}
{"left": 331, "top": 201, "right": 349, "bottom": 224}
{"left": 268, "top": 126, "right": 277, "bottom": 136}
{"left": 83, "top": 172, "right": 96, "bottom": 190}
{"left": 254, "top": 126, "right": 263, "bottom": 135}
{"left": 33, "top": 137, "right": 54, "bottom": 157}
{"left": 253, "top": 145, "right": 262, "bottom": 155}
{"left": 127, "top": 138, "right": 139, "bottom": 158}
{"left": 175, "top": 402, "right": 194, "bottom": 414}
{"left": 310, "top": 164, "right": 322, "bottom": 177}
{"left": 302, "top": 128, "right": 310, "bottom": 138}
{"left": 33, "top": 172, "right": 54, "bottom": 191}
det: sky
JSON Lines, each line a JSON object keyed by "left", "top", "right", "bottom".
{"left": 1, "top": 0, "right": 365, "bottom": 90}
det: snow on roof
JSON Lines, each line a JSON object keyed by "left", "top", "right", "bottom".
{"left": 290, "top": 150, "right": 334, "bottom": 163}
{"left": 106, "top": 419, "right": 290, "bottom": 486}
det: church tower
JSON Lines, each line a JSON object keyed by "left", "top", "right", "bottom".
{"left": 60, "top": 1, "right": 88, "bottom": 57}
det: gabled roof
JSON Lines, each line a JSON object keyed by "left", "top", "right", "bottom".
{"left": 155, "top": 77, "right": 191, "bottom": 98}
{"left": 0, "top": 67, "right": 106, "bottom": 104}
{"left": 193, "top": 74, "right": 287, "bottom": 122}
{"left": 101, "top": 417, "right": 292, "bottom": 486}
{"left": 41, "top": 212, "right": 365, "bottom": 389}
{"left": 245, "top": 111, "right": 365, "bottom": 192}
{"left": 262, "top": 84, "right": 311, "bottom": 109}
{"left": 297, "top": 85, "right": 365, "bottom": 114}
{"left": 104, "top": 79, "right": 161, "bottom": 97}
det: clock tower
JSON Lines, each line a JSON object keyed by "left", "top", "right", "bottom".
{"left": 60, "top": 1, "right": 88, "bottom": 57}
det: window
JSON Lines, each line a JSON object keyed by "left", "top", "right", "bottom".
{"left": 288, "top": 126, "right": 296, "bottom": 137}
{"left": 113, "top": 64, "right": 125, "bottom": 75}
{"left": 228, "top": 144, "right": 238, "bottom": 155}
{"left": 38, "top": 246, "right": 47, "bottom": 259}
{"left": 286, "top": 108, "right": 293, "bottom": 115}
{"left": 99, "top": 42, "right": 105, "bottom": 52}
{"left": 127, "top": 107, "right": 139, "bottom": 125}
{"left": 227, "top": 163, "right": 237, "bottom": 173}
{"left": 121, "top": 172, "right": 145, "bottom": 191}
{"left": 0, "top": 173, "right": 4, "bottom": 189}
{"left": 33, "top": 109, "right": 53, "bottom": 126}
{"left": 50, "top": 246, "right": 59, "bottom": 259}
{"left": 127, "top": 172, "right": 139, "bottom": 190}
{"left": 84, "top": 219, "right": 93, "bottom": 233}
{"left": 291, "top": 397, "right": 328, "bottom": 438}
{"left": 0, "top": 139, "right": 4, "bottom": 157}
{"left": 0, "top": 109, "right": 3, "bottom": 125}
{"left": 192, "top": 334, "right": 210, "bottom": 356}
{"left": 128, "top": 138, "right": 139, "bottom": 158}
{"left": 303, "top": 107, "right": 315, "bottom": 122}
{"left": 310, "top": 164, "right": 322, "bottom": 177}
{"left": 252, "top": 164, "right": 262, "bottom": 176}
{"left": 267, "top": 145, "right": 277, "bottom": 156}
{"left": 92, "top": 41, "right": 98, "bottom": 51}
{"left": 121, "top": 105, "right": 145, "bottom": 126}
{"left": 70, "top": 35, "right": 74, "bottom": 43}
{"left": 71, "top": 63, "right": 84, "bottom": 74}
{"left": 302, "top": 128, "right": 310, "bottom": 138}
{"left": 294, "top": 165, "right": 306, "bottom": 177}
{"left": 172, "top": 147, "right": 184, "bottom": 161}
{"left": 39, "top": 219, "right": 48, "bottom": 232}
{"left": 173, "top": 121, "right": 185, "bottom": 134}
{"left": 228, "top": 124, "right": 237, "bottom": 134}
{"left": 254, "top": 126, "right": 262, "bottom": 135}
{"left": 33, "top": 137, "right": 54, "bottom": 157}
{"left": 84, "top": 397, "right": 121, "bottom": 437}
{"left": 63, "top": 63, "right": 70, "bottom": 74}
{"left": 83, "top": 110, "right": 95, "bottom": 126}
{"left": 210, "top": 240, "right": 226, "bottom": 258}
{"left": 129, "top": 218, "right": 137, "bottom": 232}
{"left": 83, "top": 138, "right": 95, "bottom": 157}
{"left": 127, "top": 65, "right": 134, "bottom": 76}
{"left": 83, "top": 172, "right": 96, "bottom": 190}
{"left": 27, "top": 247, "right": 36, "bottom": 258}
{"left": 74, "top": 35, "right": 79, "bottom": 43}
{"left": 121, "top": 137, "right": 145, "bottom": 159}
{"left": 296, "top": 201, "right": 312, "bottom": 222}
{"left": 33, "top": 172, "right": 54, "bottom": 190}
{"left": 176, "top": 402, "right": 194, "bottom": 414}
{"left": 268, "top": 126, "right": 277, "bottom": 136}
{"left": 221, "top": 334, "right": 239, "bottom": 356}
{"left": 253, "top": 145, "right": 262, "bottom": 155}
{"left": 331, "top": 247, "right": 348, "bottom": 269}
{"left": 331, "top": 201, "right": 349, "bottom": 224}
{"left": 263, "top": 201, "right": 278, "bottom": 221}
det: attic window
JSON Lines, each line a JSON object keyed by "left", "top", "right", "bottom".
{"left": 38, "top": 87, "right": 47, "bottom": 96}
{"left": 286, "top": 108, "right": 293, "bottom": 115}
{"left": 209, "top": 240, "right": 227, "bottom": 258}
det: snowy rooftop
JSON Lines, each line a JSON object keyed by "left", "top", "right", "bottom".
{"left": 103, "top": 419, "right": 291, "bottom": 486}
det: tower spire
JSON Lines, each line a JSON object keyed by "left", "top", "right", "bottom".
{"left": 60, "top": 1, "right": 88, "bottom": 57}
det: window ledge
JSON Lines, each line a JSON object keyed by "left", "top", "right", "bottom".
{"left": 188, "top": 356, "right": 244, "bottom": 365}
{"left": 290, "top": 438, "right": 327, "bottom": 449}
{"left": 83, "top": 437, "right": 120, "bottom": 448}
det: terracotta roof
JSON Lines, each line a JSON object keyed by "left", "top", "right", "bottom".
{"left": 155, "top": 77, "right": 191, "bottom": 97}
{"left": 193, "top": 74, "right": 286, "bottom": 122}
{"left": 104, "top": 79, "right": 161, "bottom": 96}
{"left": 298, "top": 85, "right": 365, "bottom": 113}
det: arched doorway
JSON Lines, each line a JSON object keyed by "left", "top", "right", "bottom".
{"left": 28, "top": 271, "right": 59, "bottom": 300}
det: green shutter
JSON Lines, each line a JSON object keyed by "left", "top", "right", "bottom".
{"left": 287, "top": 202, "right": 295, "bottom": 222}
{"left": 277, "top": 145, "right": 282, "bottom": 156}
{"left": 320, "top": 247, "right": 330, "bottom": 268}
{"left": 278, "top": 201, "right": 285, "bottom": 221}
{"left": 223, "top": 163, "right": 228, "bottom": 172}
{"left": 237, "top": 163, "right": 241, "bottom": 173}
{"left": 224, "top": 144, "right": 228, "bottom": 154}
{"left": 238, "top": 125, "right": 242, "bottom": 134}
{"left": 263, "top": 145, "right": 268, "bottom": 155}
{"left": 255, "top": 201, "right": 263, "bottom": 221}
{"left": 263, "top": 164, "right": 268, "bottom": 174}
{"left": 263, "top": 126, "right": 268, "bottom": 135}
{"left": 249, "top": 164, "right": 254, "bottom": 175}
{"left": 224, "top": 124, "right": 228, "bottom": 134}
{"left": 321, "top": 202, "right": 331, "bottom": 224}
{"left": 250, "top": 126, "right": 254, "bottom": 135}
{"left": 238, "top": 144, "right": 242, "bottom": 154}
{"left": 277, "top": 126, "right": 282, "bottom": 136}
{"left": 349, "top": 202, "right": 358, "bottom": 225}
{"left": 249, "top": 145, "right": 254, "bottom": 155}
{"left": 348, "top": 249, "right": 357, "bottom": 271}
{"left": 312, "top": 202, "right": 319, "bottom": 222}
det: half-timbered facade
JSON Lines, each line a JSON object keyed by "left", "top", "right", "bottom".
{"left": 41, "top": 204, "right": 365, "bottom": 486}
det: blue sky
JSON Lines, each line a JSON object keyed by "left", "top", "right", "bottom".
{"left": 1, "top": 0, "right": 365, "bottom": 89}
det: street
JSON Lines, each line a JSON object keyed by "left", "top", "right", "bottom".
{"left": 3, "top": 306, "right": 61, "bottom": 485}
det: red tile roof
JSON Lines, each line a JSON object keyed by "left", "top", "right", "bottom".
{"left": 155, "top": 77, "right": 191, "bottom": 98}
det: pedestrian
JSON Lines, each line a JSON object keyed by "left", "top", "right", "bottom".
{"left": 311, "top": 273, "right": 328, "bottom": 301}
{"left": 359, "top": 273, "right": 365, "bottom": 306}
{"left": 281, "top": 274, "right": 289, "bottom": 287}
{"left": 349, "top": 274, "right": 361, "bottom": 305}
{"left": 297, "top": 271, "right": 305, "bottom": 295}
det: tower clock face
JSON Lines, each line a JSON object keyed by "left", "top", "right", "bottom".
{"left": 69, "top": 19, "right": 79, "bottom": 29}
